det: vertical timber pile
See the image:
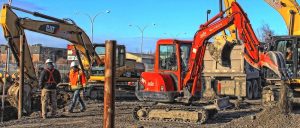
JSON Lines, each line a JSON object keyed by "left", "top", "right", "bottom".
{"left": 103, "top": 40, "right": 116, "bottom": 128}
{"left": 18, "top": 34, "right": 25, "bottom": 119}
{"left": 279, "top": 81, "right": 289, "bottom": 114}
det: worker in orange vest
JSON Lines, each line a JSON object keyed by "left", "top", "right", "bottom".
{"left": 39, "top": 59, "right": 61, "bottom": 119}
{"left": 68, "top": 61, "right": 86, "bottom": 113}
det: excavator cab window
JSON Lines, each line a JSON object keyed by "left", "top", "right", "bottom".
{"left": 118, "top": 46, "right": 126, "bottom": 67}
{"left": 95, "top": 46, "right": 105, "bottom": 55}
{"left": 95, "top": 46, "right": 105, "bottom": 61}
{"left": 180, "top": 44, "right": 191, "bottom": 72}
{"left": 275, "top": 39, "right": 294, "bottom": 76}
{"left": 159, "top": 45, "right": 177, "bottom": 71}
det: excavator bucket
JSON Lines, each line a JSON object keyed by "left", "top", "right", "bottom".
{"left": 208, "top": 35, "right": 236, "bottom": 67}
{"left": 258, "top": 51, "right": 289, "bottom": 80}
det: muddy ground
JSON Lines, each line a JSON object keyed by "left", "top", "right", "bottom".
{"left": 0, "top": 99, "right": 300, "bottom": 128}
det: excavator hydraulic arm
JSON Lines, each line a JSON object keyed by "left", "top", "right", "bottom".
{"left": 183, "top": 2, "right": 288, "bottom": 96}
{"left": 1, "top": 4, "right": 101, "bottom": 72}
{"left": 264, "top": 0, "right": 300, "bottom": 35}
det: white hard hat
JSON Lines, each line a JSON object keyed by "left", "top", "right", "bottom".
{"left": 70, "top": 61, "right": 78, "bottom": 67}
{"left": 45, "top": 59, "right": 53, "bottom": 64}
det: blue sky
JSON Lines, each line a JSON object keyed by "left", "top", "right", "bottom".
{"left": 0, "top": 0, "right": 290, "bottom": 53}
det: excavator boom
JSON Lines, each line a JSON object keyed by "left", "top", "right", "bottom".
{"left": 264, "top": 0, "right": 300, "bottom": 35}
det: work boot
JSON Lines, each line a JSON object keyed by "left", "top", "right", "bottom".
{"left": 80, "top": 108, "right": 86, "bottom": 112}
{"left": 42, "top": 115, "right": 47, "bottom": 119}
{"left": 68, "top": 109, "right": 74, "bottom": 113}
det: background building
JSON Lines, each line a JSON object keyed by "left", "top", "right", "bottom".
{"left": 0, "top": 44, "right": 68, "bottom": 80}
{"left": 126, "top": 52, "right": 154, "bottom": 71}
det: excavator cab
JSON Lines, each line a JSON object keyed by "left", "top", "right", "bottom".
{"left": 266, "top": 36, "right": 300, "bottom": 81}
{"left": 91, "top": 44, "right": 126, "bottom": 76}
{"left": 136, "top": 39, "right": 199, "bottom": 102}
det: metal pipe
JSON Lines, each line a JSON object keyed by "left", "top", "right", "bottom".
{"left": 103, "top": 40, "right": 116, "bottom": 128}
{"left": 220, "top": 0, "right": 223, "bottom": 18}
{"left": 289, "top": 10, "right": 295, "bottom": 36}
{"left": 201, "top": 7, "right": 231, "bottom": 28}
{"left": 18, "top": 34, "right": 25, "bottom": 119}
{"left": 206, "top": 10, "right": 211, "bottom": 22}
{"left": 202, "top": 11, "right": 225, "bottom": 28}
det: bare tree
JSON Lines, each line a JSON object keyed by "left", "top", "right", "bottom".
{"left": 256, "top": 23, "right": 274, "bottom": 42}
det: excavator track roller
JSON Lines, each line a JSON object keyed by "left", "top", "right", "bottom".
{"left": 132, "top": 104, "right": 215, "bottom": 124}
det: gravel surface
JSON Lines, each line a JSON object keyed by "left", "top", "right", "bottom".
{"left": 1, "top": 100, "right": 300, "bottom": 128}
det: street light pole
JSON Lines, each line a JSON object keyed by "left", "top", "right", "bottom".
{"left": 77, "top": 10, "right": 110, "bottom": 43}
{"left": 129, "top": 24, "right": 155, "bottom": 59}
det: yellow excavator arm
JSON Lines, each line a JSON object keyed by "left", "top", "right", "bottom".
{"left": 1, "top": 4, "right": 38, "bottom": 85}
{"left": 0, "top": 4, "right": 101, "bottom": 86}
{"left": 264, "top": 0, "right": 300, "bottom": 35}
{"left": 223, "top": 0, "right": 237, "bottom": 39}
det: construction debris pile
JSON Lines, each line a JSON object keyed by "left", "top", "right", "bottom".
{"left": 223, "top": 107, "right": 300, "bottom": 128}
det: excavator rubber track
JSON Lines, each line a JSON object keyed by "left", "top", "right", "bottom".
{"left": 132, "top": 104, "right": 218, "bottom": 124}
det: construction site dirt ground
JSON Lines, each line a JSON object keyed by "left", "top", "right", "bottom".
{"left": 1, "top": 99, "right": 300, "bottom": 128}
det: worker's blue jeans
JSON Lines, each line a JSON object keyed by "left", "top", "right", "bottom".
{"left": 69, "top": 89, "right": 86, "bottom": 111}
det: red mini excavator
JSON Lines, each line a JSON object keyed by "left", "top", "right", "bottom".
{"left": 133, "top": 2, "right": 289, "bottom": 124}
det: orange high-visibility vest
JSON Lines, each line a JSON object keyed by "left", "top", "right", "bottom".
{"left": 69, "top": 69, "right": 86, "bottom": 89}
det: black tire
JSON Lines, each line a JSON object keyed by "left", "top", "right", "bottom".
{"left": 246, "top": 81, "right": 253, "bottom": 100}
{"left": 252, "top": 80, "right": 259, "bottom": 99}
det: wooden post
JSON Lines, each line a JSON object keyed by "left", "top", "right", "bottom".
{"left": 103, "top": 40, "right": 116, "bottom": 128}
{"left": 279, "top": 81, "right": 289, "bottom": 114}
{"left": 18, "top": 35, "right": 25, "bottom": 119}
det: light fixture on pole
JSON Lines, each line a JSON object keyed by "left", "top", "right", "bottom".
{"left": 76, "top": 10, "right": 110, "bottom": 43}
{"left": 129, "top": 23, "right": 156, "bottom": 59}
